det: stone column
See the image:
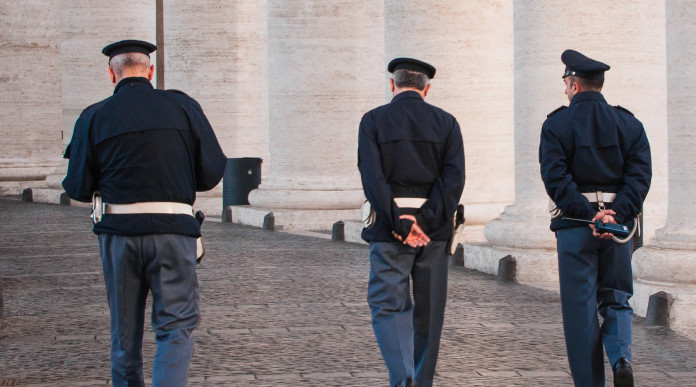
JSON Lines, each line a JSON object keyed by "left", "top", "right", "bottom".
{"left": 384, "top": 0, "right": 514, "bottom": 227}
{"left": 0, "top": 1, "right": 62, "bottom": 195}
{"left": 164, "top": 0, "right": 269, "bottom": 216}
{"left": 467, "top": 0, "right": 667, "bottom": 285}
{"left": 632, "top": 0, "right": 696, "bottom": 341}
{"left": 238, "top": 0, "right": 385, "bottom": 230}
{"left": 31, "top": 1, "right": 156, "bottom": 205}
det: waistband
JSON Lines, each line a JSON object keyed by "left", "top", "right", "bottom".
{"left": 394, "top": 197, "right": 427, "bottom": 209}
{"left": 582, "top": 192, "right": 616, "bottom": 203}
{"left": 105, "top": 202, "right": 194, "bottom": 216}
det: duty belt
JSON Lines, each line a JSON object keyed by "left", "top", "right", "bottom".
{"left": 105, "top": 202, "right": 194, "bottom": 215}
{"left": 394, "top": 197, "right": 427, "bottom": 209}
{"left": 581, "top": 191, "right": 616, "bottom": 211}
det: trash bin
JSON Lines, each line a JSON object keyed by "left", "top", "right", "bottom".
{"left": 222, "top": 157, "right": 262, "bottom": 209}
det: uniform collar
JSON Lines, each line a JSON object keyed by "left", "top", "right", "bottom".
{"left": 391, "top": 90, "right": 424, "bottom": 103}
{"left": 113, "top": 77, "right": 153, "bottom": 94}
{"left": 569, "top": 90, "right": 606, "bottom": 105}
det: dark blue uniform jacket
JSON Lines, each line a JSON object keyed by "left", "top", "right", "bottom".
{"left": 539, "top": 91, "right": 651, "bottom": 231}
{"left": 62, "top": 77, "right": 227, "bottom": 237}
{"left": 358, "top": 90, "right": 465, "bottom": 242}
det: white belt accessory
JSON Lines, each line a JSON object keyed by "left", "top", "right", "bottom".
{"left": 105, "top": 202, "right": 194, "bottom": 215}
{"left": 582, "top": 192, "right": 616, "bottom": 203}
{"left": 394, "top": 197, "right": 427, "bottom": 209}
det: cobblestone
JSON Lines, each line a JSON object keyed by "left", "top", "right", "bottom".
{"left": 0, "top": 198, "right": 695, "bottom": 386}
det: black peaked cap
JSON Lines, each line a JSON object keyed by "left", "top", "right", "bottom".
{"left": 561, "top": 49, "right": 610, "bottom": 80}
{"left": 102, "top": 40, "right": 156, "bottom": 59}
{"left": 388, "top": 57, "right": 436, "bottom": 79}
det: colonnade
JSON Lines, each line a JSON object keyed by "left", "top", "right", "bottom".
{"left": 1, "top": 0, "right": 694, "bottom": 339}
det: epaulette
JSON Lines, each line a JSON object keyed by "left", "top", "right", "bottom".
{"left": 547, "top": 105, "right": 567, "bottom": 118}
{"left": 167, "top": 89, "right": 190, "bottom": 97}
{"left": 614, "top": 105, "right": 634, "bottom": 116}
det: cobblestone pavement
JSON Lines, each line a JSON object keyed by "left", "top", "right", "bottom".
{"left": 1, "top": 198, "right": 695, "bottom": 386}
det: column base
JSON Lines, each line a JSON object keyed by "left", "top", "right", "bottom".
{"left": 632, "top": 280, "right": 696, "bottom": 341}
{"left": 227, "top": 205, "right": 360, "bottom": 231}
{"left": 462, "top": 242, "right": 559, "bottom": 290}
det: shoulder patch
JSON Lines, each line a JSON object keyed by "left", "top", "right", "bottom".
{"left": 167, "top": 89, "right": 190, "bottom": 97}
{"left": 614, "top": 105, "right": 634, "bottom": 116}
{"left": 547, "top": 105, "right": 567, "bottom": 118}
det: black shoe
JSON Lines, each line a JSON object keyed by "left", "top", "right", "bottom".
{"left": 613, "top": 357, "right": 634, "bottom": 387}
{"left": 395, "top": 376, "right": 417, "bottom": 387}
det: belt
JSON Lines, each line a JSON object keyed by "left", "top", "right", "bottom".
{"left": 104, "top": 202, "right": 194, "bottom": 216}
{"left": 581, "top": 192, "right": 616, "bottom": 203}
{"left": 394, "top": 197, "right": 427, "bottom": 208}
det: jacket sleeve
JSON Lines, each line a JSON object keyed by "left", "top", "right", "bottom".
{"left": 414, "top": 118, "right": 465, "bottom": 234}
{"left": 539, "top": 122, "right": 595, "bottom": 220}
{"left": 357, "top": 112, "right": 413, "bottom": 239}
{"left": 611, "top": 127, "right": 652, "bottom": 224}
{"left": 61, "top": 111, "right": 97, "bottom": 203}
{"left": 186, "top": 99, "right": 227, "bottom": 192}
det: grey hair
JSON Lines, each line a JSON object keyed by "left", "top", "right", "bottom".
{"left": 392, "top": 69, "right": 429, "bottom": 90}
{"left": 109, "top": 52, "right": 151, "bottom": 77}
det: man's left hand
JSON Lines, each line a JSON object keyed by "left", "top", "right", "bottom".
{"left": 591, "top": 209, "right": 617, "bottom": 239}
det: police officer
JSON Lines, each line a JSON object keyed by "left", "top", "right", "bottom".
{"left": 539, "top": 50, "right": 652, "bottom": 387}
{"left": 358, "top": 58, "right": 465, "bottom": 387}
{"left": 62, "top": 40, "right": 226, "bottom": 386}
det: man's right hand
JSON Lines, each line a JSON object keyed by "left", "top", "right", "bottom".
{"left": 399, "top": 214, "right": 430, "bottom": 248}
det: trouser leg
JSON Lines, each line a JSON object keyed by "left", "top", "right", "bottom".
{"left": 556, "top": 228, "right": 605, "bottom": 387}
{"left": 99, "top": 234, "right": 148, "bottom": 387}
{"left": 597, "top": 238, "right": 634, "bottom": 366}
{"left": 145, "top": 234, "right": 200, "bottom": 387}
{"left": 367, "top": 242, "right": 415, "bottom": 387}
{"left": 412, "top": 241, "right": 448, "bottom": 387}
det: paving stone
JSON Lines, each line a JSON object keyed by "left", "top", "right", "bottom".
{"left": 0, "top": 198, "right": 695, "bottom": 386}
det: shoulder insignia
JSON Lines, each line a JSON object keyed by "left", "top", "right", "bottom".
{"left": 614, "top": 105, "right": 634, "bottom": 116}
{"left": 167, "top": 89, "right": 190, "bottom": 97}
{"left": 547, "top": 105, "right": 567, "bottom": 118}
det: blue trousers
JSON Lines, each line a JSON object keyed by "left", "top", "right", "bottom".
{"left": 367, "top": 241, "right": 449, "bottom": 387}
{"left": 556, "top": 227, "right": 634, "bottom": 387}
{"left": 99, "top": 234, "right": 200, "bottom": 387}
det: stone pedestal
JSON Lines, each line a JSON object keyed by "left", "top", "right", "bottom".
{"left": 631, "top": 0, "right": 696, "bottom": 341}
{"left": 385, "top": 0, "right": 514, "bottom": 225}
{"left": 240, "top": 0, "right": 384, "bottom": 229}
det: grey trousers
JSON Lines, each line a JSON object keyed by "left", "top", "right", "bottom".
{"left": 99, "top": 233, "right": 199, "bottom": 387}
{"left": 367, "top": 241, "right": 449, "bottom": 387}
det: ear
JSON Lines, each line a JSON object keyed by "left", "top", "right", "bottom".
{"left": 107, "top": 67, "right": 117, "bottom": 85}
{"left": 389, "top": 78, "right": 395, "bottom": 93}
{"left": 422, "top": 83, "right": 431, "bottom": 98}
{"left": 147, "top": 65, "right": 154, "bottom": 81}
{"left": 572, "top": 79, "right": 582, "bottom": 93}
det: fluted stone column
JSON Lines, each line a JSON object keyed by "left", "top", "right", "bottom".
{"left": 632, "top": 0, "right": 696, "bottom": 341}
{"left": 385, "top": 0, "right": 514, "bottom": 226}
{"left": 237, "top": 0, "right": 384, "bottom": 230}
{"left": 468, "top": 0, "right": 667, "bottom": 285}
{"left": 31, "top": 1, "right": 156, "bottom": 205}
{"left": 0, "top": 1, "right": 62, "bottom": 195}
{"left": 162, "top": 1, "right": 270, "bottom": 216}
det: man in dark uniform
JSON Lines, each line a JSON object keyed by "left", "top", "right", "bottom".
{"left": 62, "top": 40, "right": 226, "bottom": 386}
{"left": 358, "top": 58, "right": 465, "bottom": 387}
{"left": 539, "top": 49, "right": 651, "bottom": 387}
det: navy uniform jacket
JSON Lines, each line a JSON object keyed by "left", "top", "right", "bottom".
{"left": 358, "top": 90, "right": 465, "bottom": 242}
{"left": 539, "top": 91, "right": 651, "bottom": 231}
{"left": 62, "top": 77, "right": 227, "bottom": 237}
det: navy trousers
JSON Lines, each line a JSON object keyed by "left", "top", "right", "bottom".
{"left": 367, "top": 241, "right": 449, "bottom": 387}
{"left": 556, "top": 227, "right": 634, "bottom": 387}
{"left": 99, "top": 233, "right": 200, "bottom": 387}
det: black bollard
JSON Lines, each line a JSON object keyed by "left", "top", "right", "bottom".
{"left": 262, "top": 212, "right": 275, "bottom": 231}
{"left": 497, "top": 255, "right": 517, "bottom": 282}
{"left": 332, "top": 221, "right": 345, "bottom": 241}
{"left": 450, "top": 244, "right": 464, "bottom": 267}
{"left": 221, "top": 206, "right": 233, "bottom": 223}
{"left": 21, "top": 188, "right": 32, "bottom": 202}
{"left": 645, "top": 291, "right": 673, "bottom": 327}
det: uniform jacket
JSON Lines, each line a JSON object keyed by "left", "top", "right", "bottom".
{"left": 539, "top": 91, "right": 652, "bottom": 231}
{"left": 62, "top": 77, "right": 227, "bottom": 237}
{"left": 358, "top": 90, "right": 465, "bottom": 242}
